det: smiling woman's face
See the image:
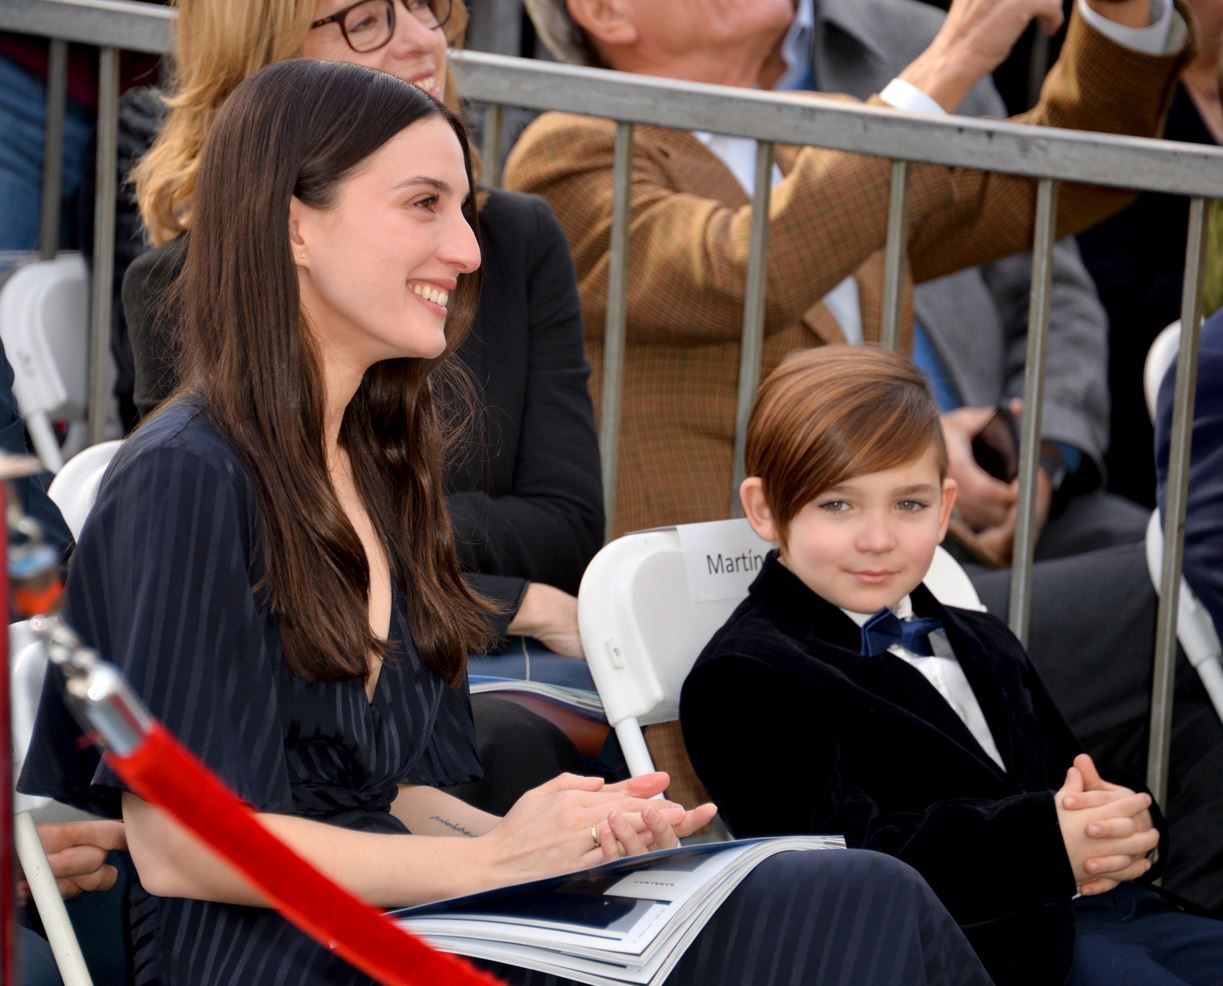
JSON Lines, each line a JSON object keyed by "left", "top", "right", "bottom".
{"left": 290, "top": 114, "right": 479, "bottom": 373}
{"left": 300, "top": 0, "right": 449, "bottom": 101}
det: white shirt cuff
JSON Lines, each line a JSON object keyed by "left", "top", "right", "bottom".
{"left": 880, "top": 78, "right": 947, "bottom": 116}
{"left": 1075, "top": 0, "right": 1180, "bottom": 56}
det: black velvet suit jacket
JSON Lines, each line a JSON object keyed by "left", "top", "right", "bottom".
{"left": 681, "top": 553, "right": 1090, "bottom": 985}
{"left": 121, "top": 190, "right": 603, "bottom": 636}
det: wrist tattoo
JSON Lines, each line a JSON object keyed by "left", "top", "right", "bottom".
{"left": 429, "top": 815, "right": 477, "bottom": 838}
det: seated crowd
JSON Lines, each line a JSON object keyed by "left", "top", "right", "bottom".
{"left": 7, "top": 0, "right": 1223, "bottom": 983}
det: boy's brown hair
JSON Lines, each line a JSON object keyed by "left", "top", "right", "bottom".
{"left": 745, "top": 345, "right": 948, "bottom": 539}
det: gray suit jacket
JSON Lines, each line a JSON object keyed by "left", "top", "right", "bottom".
{"left": 806, "top": 0, "right": 1110, "bottom": 472}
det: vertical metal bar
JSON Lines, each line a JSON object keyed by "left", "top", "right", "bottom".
{"left": 1007, "top": 178, "right": 1059, "bottom": 645}
{"left": 730, "top": 140, "right": 775, "bottom": 515}
{"left": 879, "top": 160, "right": 910, "bottom": 353}
{"left": 1146, "top": 198, "right": 1209, "bottom": 806}
{"left": 88, "top": 47, "right": 120, "bottom": 446}
{"left": 39, "top": 39, "right": 68, "bottom": 260}
{"left": 481, "top": 103, "right": 503, "bottom": 190}
{"left": 599, "top": 122, "right": 634, "bottom": 541}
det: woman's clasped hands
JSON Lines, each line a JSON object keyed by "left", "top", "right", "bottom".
{"left": 476, "top": 771, "right": 717, "bottom": 887}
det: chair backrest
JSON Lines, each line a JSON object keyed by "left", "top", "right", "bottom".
{"left": 1144, "top": 511, "right": 1223, "bottom": 667}
{"left": 579, "top": 518, "right": 985, "bottom": 734}
{"left": 47, "top": 439, "right": 123, "bottom": 539}
{"left": 0, "top": 254, "right": 90, "bottom": 421}
{"left": 1144, "top": 320, "right": 1182, "bottom": 424}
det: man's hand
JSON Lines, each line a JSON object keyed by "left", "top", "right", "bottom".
{"left": 21, "top": 820, "right": 128, "bottom": 901}
{"left": 975, "top": 468, "right": 1053, "bottom": 564}
{"left": 942, "top": 407, "right": 1018, "bottom": 529}
{"left": 899, "top": 0, "right": 1066, "bottom": 111}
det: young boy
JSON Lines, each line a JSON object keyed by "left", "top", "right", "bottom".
{"left": 679, "top": 346, "right": 1223, "bottom": 986}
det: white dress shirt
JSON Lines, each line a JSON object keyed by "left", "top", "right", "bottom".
{"left": 843, "top": 596, "right": 1007, "bottom": 770}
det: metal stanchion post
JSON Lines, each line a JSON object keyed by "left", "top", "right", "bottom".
{"left": 1008, "top": 178, "right": 1059, "bottom": 646}
{"left": 1147, "top": 199, "right": 1209, "bottom": 806}
{"left": 730, "top": 140, "right": 774, "bottom": 513}
{"left": 879, "top": 160, "right": 910, "bottom": 354}
{"left": 599, "top": 122, "right": 634, "bottom": 541}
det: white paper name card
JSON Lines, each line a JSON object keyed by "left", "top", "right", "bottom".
{"left": 676, "top": 519, "right": 773, "bottom": 603}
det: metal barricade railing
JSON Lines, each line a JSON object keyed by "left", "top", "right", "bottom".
{"left": 2, "top": 0, "right": 1220, "bottom": 808}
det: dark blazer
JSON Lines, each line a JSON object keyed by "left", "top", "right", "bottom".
{"left": 121, "top": 189, "right": 604, "bottom": 634}
{"left": 681, "top": 553, "right": 1090, "bottom": 985}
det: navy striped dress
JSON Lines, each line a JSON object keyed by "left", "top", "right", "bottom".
{"left": 20, "top": 402, "right": 484, "bottom": 985}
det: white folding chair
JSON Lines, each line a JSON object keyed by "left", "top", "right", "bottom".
{"left": 0, "top": 253, "right": 114, "bottom": 472}
{"left": 578, "top": 518, "right": 984, "bottom": 779}
{"left": 1144, "top": 513, "right": 1223, "bottom": 724}
{"left": 1140, "top": 322, "right": 1223, "bottom": 724}
{"left": 10, "top": 621, "right": 94, "bottom": 985}
{"left": 47, "top": 440, "right": 123, "bottom": 540}
{"left": 1143, "top": 320, "right": 1181, "bottom": 423}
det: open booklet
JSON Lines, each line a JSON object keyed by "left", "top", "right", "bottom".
{"left": 467, "top": 674, "right": 605, "bottom": 719}
{"left": 389, "top": 835, "right": 845, "bottom": 985}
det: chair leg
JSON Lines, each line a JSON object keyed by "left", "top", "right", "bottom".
{"left": 25, "top": 413, "right": 64, "bottom": 473}
{"left": 14, "top": 811, "right": 93, "bottom": 986}
{"left": 614, "top": 718, "right": 656, "bottom": 778}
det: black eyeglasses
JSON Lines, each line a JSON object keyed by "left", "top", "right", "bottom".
{"left": 310, "top": 0, "right": 452, "bottom": 53}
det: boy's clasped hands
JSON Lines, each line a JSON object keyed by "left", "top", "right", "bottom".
{"left": 1056, "top": 753, "right": 1159, "bottom": 896}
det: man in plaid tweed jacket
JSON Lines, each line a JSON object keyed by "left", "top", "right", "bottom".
{"left": 507, "top": 0, "right": 1194, "bottom": 538}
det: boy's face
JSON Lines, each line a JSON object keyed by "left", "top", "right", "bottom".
{"left": 744, "top": 445, "right": 957, "bottom": 614}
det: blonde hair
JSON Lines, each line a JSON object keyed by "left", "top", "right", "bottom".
{"left": 134, "top": 0, "right": 471, "bottom": 246}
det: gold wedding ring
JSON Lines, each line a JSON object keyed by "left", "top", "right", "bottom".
{"left": 591, "top": 822, "right": 600, "bottom": 846}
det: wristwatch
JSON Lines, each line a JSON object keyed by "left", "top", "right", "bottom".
{"left": 1039, "top": 442, "right": 1069, "bottom": 494}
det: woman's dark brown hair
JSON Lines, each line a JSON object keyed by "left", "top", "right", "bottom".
{"left": 745, "top": 345, "right": 948, "bottom": 541}
{"left": 176, "top": 58, "right": 493, "bottom": 685}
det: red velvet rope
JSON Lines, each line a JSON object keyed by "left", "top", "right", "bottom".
{"left": 107, "top": 723, "right": 504, "bottom": 986}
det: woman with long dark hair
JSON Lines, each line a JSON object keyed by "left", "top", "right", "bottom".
{"left": 22, "top": 58, "right": 994, "bottom": 986}
{"left": 125, "top": 0, "right": 600, "bottom": 688}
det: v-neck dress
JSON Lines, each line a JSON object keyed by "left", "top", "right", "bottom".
{"left": 20, "top": 402, "right": 482, "bottom": 985}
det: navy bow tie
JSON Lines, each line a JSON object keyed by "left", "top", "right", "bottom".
{"left": 860, "top": 608, "right": 943, "bottom": 657}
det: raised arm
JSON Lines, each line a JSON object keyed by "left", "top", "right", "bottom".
{"left": 910, "top": 0, "right": 1189, "bottom": 282}
{"left": 504, "top": 110, "right": 957, "bottom": 347}
{"left": 508, "top": 0, "right": 1187, "bottom": 349}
